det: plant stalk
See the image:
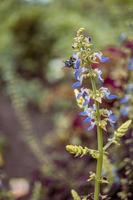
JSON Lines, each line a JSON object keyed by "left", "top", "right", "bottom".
{"left": 94, "top": 108, "right": 103, "bottom": 200}
{"left": 90, "top": 70, "right": 103, "bottom": 200}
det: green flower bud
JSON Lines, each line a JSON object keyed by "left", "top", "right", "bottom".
{"left": 114, "top": 120, "right": 132, "bottom": 138}
{"left": 66, "top": 145, "right": 99, "bottom": 159}
{"left": 71, "top": 189, "right": 81, "bottom": 200}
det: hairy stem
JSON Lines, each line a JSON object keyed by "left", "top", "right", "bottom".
{"left": 90, "top": 70, "right": 103, "bottom": 200}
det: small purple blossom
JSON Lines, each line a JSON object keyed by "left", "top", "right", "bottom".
{"left": 107, "top": 110, "right": 117, "bottom": 125}
{"left": 94, "top": 52, "right": 109, "bottom": 63}
{"left": 120, "top": 95, "right": 129, "bottom": 104}
{"left": 80, "top": 108, "right": 92, "bottom": 118}
{"left": 87, "top": 121, "right": 96, "bottom": 131}
{"left": 77, "top": 88, "right": 90, "bottom": 106}
{"left": 74, "top": 58, "right": 80, "bottom": 69}
{"left": 101, "top": 87, "right": 117, "bottom": 100}
{"left": 120, "top": 107, "right": 130, "bottom": 117}
{"left": 84, "top": 117, "right": 92, "bottom": 123}
{"left": 72, "top": 66, "right": 87, "bottom": 87}
{"left": 80, "top": 106, "right": 96, "bottom": 131}
{"left": 128, "top": 57, "right": 133, "bottom": 70}
{"left": 72, "top": 55, "right": 88, "bottom": 89}
{"left": 80, "top": 107, "right": 93, "bottom": 120}
{"left": 127, "top": 83, "right": 133, "bottom": 92}
{"left": 94, "top": 68, "right": 104, "bottom": 82}
{"left": 72, "top": 80, "right": 83, "bottom": 89}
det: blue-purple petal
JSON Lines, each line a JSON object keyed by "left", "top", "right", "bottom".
{"left": 99, "top": 75, "right": 104, "bottom": 82}
{"left": 101, "top": 56, "right": 109, "bottom": 63}
{"left": 74, "top": 68, "right": 82, "bottom": 80}
{"left": 106, "top": 94, "right": 117, "bottom": 100}
{"left": 83, "top": 100, "right": 89, "bottom": 107}
{"left": 128, "top": 58, "right": 133, "bottom": 71}
{"left": 120, "top": 96, "right": 129, "bottom": 104}
{"left": 84, "top": 117, "right": 92, "bottom": 123}
{"left": 109, "top": 114, "right": 117, "bottom": 124}
{"left": 87, "top": 123, "right": 95, "bottom": 131}
{"left": 75, "top": 59, "right": 80, "bottom": 69}
{"left": 72, "top": 81, "right": 81, "bottom": 89}
{"left": 77, "top": 93, "right": 82, "bottom": 99}
{"left": 80, "top": 111, "right": 88, "bottom": 116}
{"left": 120, "top": 107, "right": 129, "bottom": 116}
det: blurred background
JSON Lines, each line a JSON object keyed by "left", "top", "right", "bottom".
{"left": 0, "top": 0, "right": 133, "bottom": 199}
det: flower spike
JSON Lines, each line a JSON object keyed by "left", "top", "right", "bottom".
{"left": 64, "top": 28, "right": 131, "bottom": 200}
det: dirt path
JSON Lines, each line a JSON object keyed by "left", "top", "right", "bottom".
{"left": 0, "top": 93, "right": 52, "bottom": 178}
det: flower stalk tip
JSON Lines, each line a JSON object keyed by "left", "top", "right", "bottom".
{"left": 114, "top": 120, "right": 132, "bottom": 138}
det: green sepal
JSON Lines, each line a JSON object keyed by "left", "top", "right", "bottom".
{"left": 87, "top": 171, "right": 96, "bottom": 182}
{"left": 87, "top": 171, "right": 109, "bottom": 184}
{"left": 89, "top": 89, "right": 103, "bottom": 103}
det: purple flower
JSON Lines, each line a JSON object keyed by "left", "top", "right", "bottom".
{"left": 120, "top": 107, "right": 130, "bottom": 116}
{"left": 94, "top": 52, "right": 109, "bottom": 63}
{"left": 107, "top": 110, "right": 117, "bottom": 126}
{"left": 101, "top": 87, "right": 117, "bottom": 100}
{"left": 77, "top": 88, "right": 90, "bottom": 106}
{"left": 100, "top": 56, "right": 109, "bottom": 63}
{"left": 107, "top": 94, "right": 118, "bottom": 100}
{"left": 109, "top": 114, "right": 117, "bottom": 124}
{"left": 87, "top": 121, "right": 96, "bottom": 131}
{"left": 94, "top": 68, "right": 104, "bottom": 82}
{"left": 72, "top": 60, "right": 87, "bottom": 89}
{"left": 73, "top": 67, "right": 83, "bottom": 88}
{"left": 84, "top": 117, "right": 92, "bottom": 123}
{"left": 120, "top": 95, "right": 129, "bottom": 104}
{"left": 74, "top": 58, "right": 80, "bottom": 69}
{"left": 127, "top": 83, "right": 133, "bottom": 92}
{"left": 128, "top": 57, "right": 133, "bottom": 70}
{"left": 72, "top": 80, "right": 83, "bottom": 89}
{"left": 80, "top": 107, "right": 96, "bottom": 131}
{"left": 80, "top": 108, "right": 92, "bottom": 117}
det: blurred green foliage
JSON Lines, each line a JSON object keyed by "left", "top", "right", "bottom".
{"left": 0, "top": 0, "right": 133, "bottom": 58}
{"left": 0, "top": 0, "right": 132, "bottom": 105}
{"left": 0, "top": 0, "right": 133, "bottom": 121}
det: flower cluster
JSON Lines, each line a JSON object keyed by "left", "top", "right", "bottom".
{"left": 65, "top": 28, "right": 117, "bottom": 132}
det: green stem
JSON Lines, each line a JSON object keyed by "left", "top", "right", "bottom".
{"left": 89, "top": 70, "right": 103, "bottom": 200}
{"left": 94, "top": 111, "right": 103, "bottom": 200}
